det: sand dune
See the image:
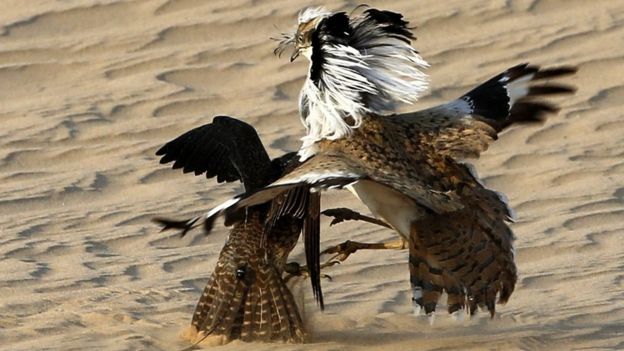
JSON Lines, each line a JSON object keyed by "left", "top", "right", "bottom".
{"left": 1, "top": 0, "right": 623, "bottom": 350}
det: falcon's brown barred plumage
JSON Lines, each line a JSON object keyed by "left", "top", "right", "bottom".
{"left": 153, "top": 116, "right": 321, "bottom": 343}
{"left": 203, "top": 7, "right": 577, "bottom": 319}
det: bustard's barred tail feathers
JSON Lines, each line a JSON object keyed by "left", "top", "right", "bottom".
{"left": 409, "top": 184, "right": 517, "bottom": 318}
{"left": 191, "top": 247, "right": 304, "bottom": 343}
{"left": 460, "top": 63, "right": 577, "bottom": 129}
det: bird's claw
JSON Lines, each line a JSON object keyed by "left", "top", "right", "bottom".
{"left": 283, "top": 262, "right": 334, "bottom": 282}
{"left": 321, "top": 240, "right": 359, "bottom": 262}
{"left": 322, "top": 208, "right": 361, "bottom": 227}
{"left": 329, "top": 218, "right": 344, "bottom": 226}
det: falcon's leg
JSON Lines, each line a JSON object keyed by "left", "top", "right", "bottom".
{"left": 283, "top": 261, "right": 337, "bottom": 282}
{"left": 322, "top": 208, "right": 393, "bottom": 229}
{"left": 321, "top": 239, "right": 408, "bottom": 265}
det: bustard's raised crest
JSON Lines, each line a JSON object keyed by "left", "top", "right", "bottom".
{"left": 298, "top": 6, "right": 331, "bottom": 24}
{"left": 274, "top": 6, "right": 429, "bottom": 158}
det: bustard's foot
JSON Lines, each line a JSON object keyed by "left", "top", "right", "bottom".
{"left": 320, "top": 239, "right": 408, "bottom": 265}
{"left": 322, "top": 208, "right": 392, "bottom": 228}
{"left": 283, "top": 261, "right": 337, "bottom": 282}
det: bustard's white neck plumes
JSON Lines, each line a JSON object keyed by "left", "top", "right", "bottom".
{"left": 275, "top": 7, "right": 429, "bottom": 160}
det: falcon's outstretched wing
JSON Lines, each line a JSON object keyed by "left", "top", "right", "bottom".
{"left": 156, "top": 115, "right": 275, "bottom": 192}
{"left": 154, "top": 115, "right": 327, "bottom": 309}
{"left": 396, "top": 63, "right": 577, "bottom": 160}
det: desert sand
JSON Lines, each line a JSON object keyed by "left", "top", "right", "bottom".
{"left": 1, "top": 0, "right": 623, "bottom": 350}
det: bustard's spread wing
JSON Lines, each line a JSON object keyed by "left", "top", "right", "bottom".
{"left": 396, "top": 64, "right": 577, "bottom": 160}
{"left": 204, "top": 151, "right": 466, "bottom": 234}
{"left": 394, "top": 64, "right": 576, "bottom": 316}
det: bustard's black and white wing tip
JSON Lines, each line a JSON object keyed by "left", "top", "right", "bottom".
{"left": 457, "top": 63, "right": 577, "bottom": 128}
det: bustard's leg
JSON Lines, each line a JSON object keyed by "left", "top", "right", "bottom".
{"left": 322, "top": 208, "right": 393, "bottom": 229}
{"left": 321, "top": 239, "right": 408, "bottom": 264}
{"left": 282, "top": 239, "right": 408, "bottom": 282}
{"left": 321, "top": 208, "right": 407, "bottom": 264}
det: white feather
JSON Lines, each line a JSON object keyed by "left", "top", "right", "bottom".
{"left": 298, "top": 9, "right": 429, "bottom": 154}
{"left": 205, "top": 197, "right": 240, "bottom": 220}
{"left": 298, "top": 7, "right": 330, "bottom": 24}
{"left": 428, "top": 312, "right": 436, "bottom": 326}
{"left": 412, "top": 304, "right": 422, "bottom": 316}
{"left": 299, "top": 44, "right": 376, "bottom": 159}
{"left": 505, "top": 73, "right": 535, "bottom": 106}
{"left": 349, "top": 14, "right": 429, "bottom": 108}
{"left": 273, "top": 170, "right": 362, "bottom": 188}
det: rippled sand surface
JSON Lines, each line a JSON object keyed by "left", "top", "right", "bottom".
{"left": 1, "top": 1, "right": 622, "bottom": 350}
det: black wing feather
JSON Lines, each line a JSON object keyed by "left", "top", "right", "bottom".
{"left": 304, "top": 191, "right": 323, "bottom": 310}
{"left": 361, "top": 8, "right": 414, "bottom": 42}
{"left": 155, "top": 115, "right": 274, "bottom": 191}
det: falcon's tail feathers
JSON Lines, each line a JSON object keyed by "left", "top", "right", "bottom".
{"left": 460, "top": 63, "right": 577, "bottom": 129}
{"left": 152, "top": 216, "right": 201, "bottom": 237}
{"left": 191, "top": 260, "right": 305, "bottom": 343}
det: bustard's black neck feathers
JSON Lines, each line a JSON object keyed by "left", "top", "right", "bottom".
{"left": 357, "top": 9, "right": 415, "bottom": 43}
{"left": 310, "top": 12, "right": 351, "bottom": 84}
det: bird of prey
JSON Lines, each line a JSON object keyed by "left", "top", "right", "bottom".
{"left": 203, "top": 6, "right": 577, "bottom": 318}
{"left": 153, "top": 116, "right": 322, "bottom": 343}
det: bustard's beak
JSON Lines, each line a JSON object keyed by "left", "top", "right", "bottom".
{"left": 290, "top": 49, "right": 300, "bottom": 62}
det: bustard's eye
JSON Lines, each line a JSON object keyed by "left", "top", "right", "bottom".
{"left": 296, "top": 34, "right": 303, "bottom": 44}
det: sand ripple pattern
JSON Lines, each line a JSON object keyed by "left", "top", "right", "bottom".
{"left": 0, "top": 0, "right": 622, "bottom": 350}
